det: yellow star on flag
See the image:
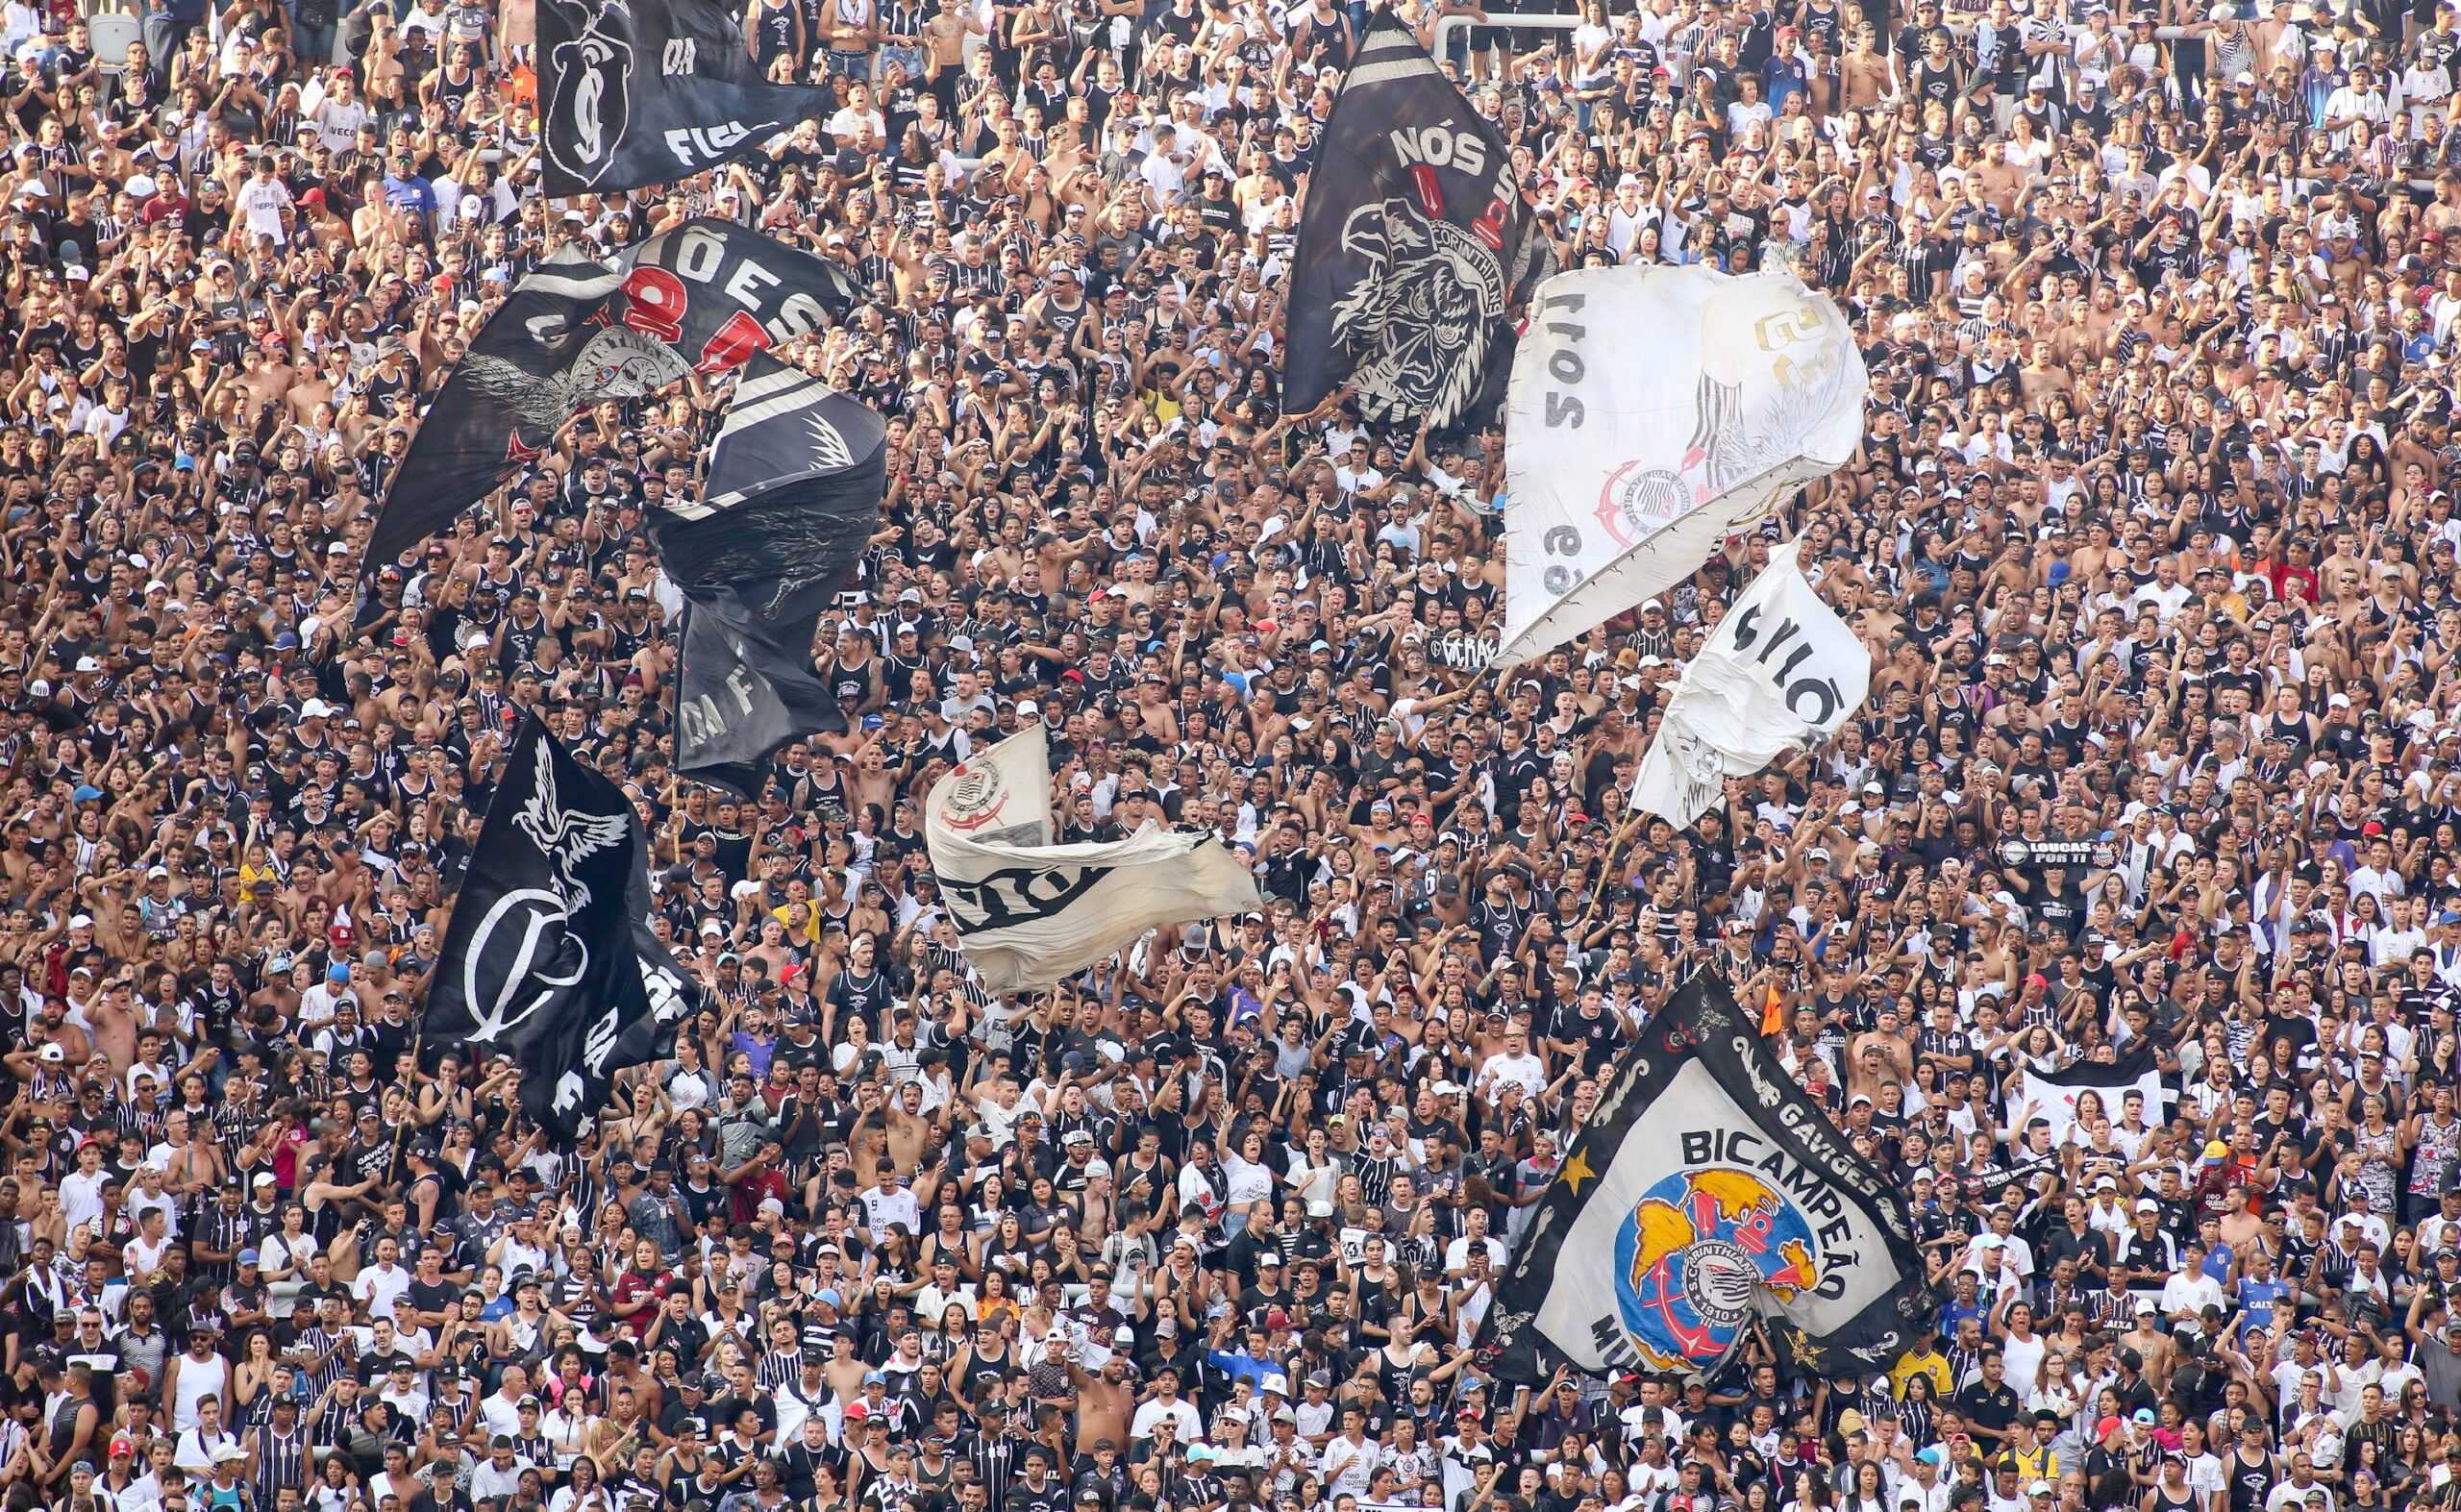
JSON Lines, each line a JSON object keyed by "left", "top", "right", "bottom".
{"left": 1559, "top": 1147, "right": 1597, "bottom": 1194}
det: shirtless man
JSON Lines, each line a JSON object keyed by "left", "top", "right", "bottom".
{"left": 1841, "top": 25, "right": 1888, "bottom": 109}
{"left": 1066, "top": 1350, "right": 1136, "bottom": 1450}
{"left": 2016, "top": 335, "right": 2073, "bottom": 409}
{"left": 923, "top": 0, "right": 982, "bottom": 113}
{"left": 284, "top": 346, "right": 341, "bottom": 429}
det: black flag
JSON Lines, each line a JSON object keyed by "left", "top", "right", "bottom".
{"left": 1282, "top": 12, "right": 1547, "bottom": 431}
{"left": 653, "top": 356, "right": 887, "bottom": 792}
{"left": 421, "top": 716, "right": 701, "bottom": 1137}
{"left": 1478, "top": 974, "right": 1933, "bottom": 1384}
{"left": 540, "top": 0, "right": 839, "bottom": 196}
{"left": 366, "top": 221, "right": 858, "bottom": 566}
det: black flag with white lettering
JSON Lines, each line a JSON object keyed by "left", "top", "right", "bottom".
{"left": 366, "top": 221, "right": 858, "bottom": 566}
{"left": 539, "top": 0, "right": 840, "bottom": 196}
{"left": 652, "top": 357, "right": 887, "bottom": 793}
{"left": 420, "top": 716, "right": 701, "bottom": 1137}
{"left": 1476, "top": 974, "right": 1932, "bottom": 1386}
{"left": 1282, "top": 11, "right": 1547, "bottom": 431}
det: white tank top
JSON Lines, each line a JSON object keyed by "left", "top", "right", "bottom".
{"left": 172, "top": 1351, "right": 229, "bottom": 1432}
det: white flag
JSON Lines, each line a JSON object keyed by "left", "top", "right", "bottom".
{"left": 925, "top": 726, "right": 1264, "bottom": 994}
{"left": 1630, "top": 539, "right": 1872, "bottom": 829}
{"left": 1500, "top": 264, "right": 1866, "bottom": 664}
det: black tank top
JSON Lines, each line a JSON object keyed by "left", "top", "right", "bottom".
{"left": 963, "top": 1342, "right": 1013, "bottom": 1398}
{"left": 754, "top": 0, "right": 799, "bottom": 61}
{"left": 2225, "top": 1451, "right": 2275, "bottom": 1512}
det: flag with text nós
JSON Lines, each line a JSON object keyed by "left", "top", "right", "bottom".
{"left": 1282, "top": 11, "right": 1545, "bottom": 431}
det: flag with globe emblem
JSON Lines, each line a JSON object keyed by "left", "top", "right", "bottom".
{"left": 1479, "top": 974, "right": 1932, "bottom": 1383}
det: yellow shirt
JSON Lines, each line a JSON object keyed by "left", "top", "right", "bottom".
{"left": 771, "top": 904, "right": 824, "bottom": 946}
{"left": 1890, "top": 1349, "right": 1953, "bottom": 1400}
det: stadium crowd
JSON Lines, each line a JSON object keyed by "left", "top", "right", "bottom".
{"left": 11, "top": 4, "right": 2461, "bottom": 1512}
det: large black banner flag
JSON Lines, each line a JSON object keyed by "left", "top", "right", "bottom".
{"left": 1282, "top": 12, "right": 1548, "bottom": 431}
{"left": 1479, "top": 974, "right": 1932, "bottom": 1384}
{"left": 366, "top": 220, "right": 858, "bottom": 566}
{"left": 540, "top": 0, "right": 839, "bottom": 196}
{"left": 422, "top": 716, "right": 701, "bottom": 1137}
{"left": 653, "top": 356, "right": 886, "bottom": 792}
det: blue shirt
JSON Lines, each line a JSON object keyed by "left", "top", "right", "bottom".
{"left": 1761, "top": 52, "right": 1808, "bottom": 112}
{"left": 382, "top": 170, "right": 436, "bottom": 222}
{"left": 2238, "top": 1277, "right": 2290, "bottom": 1334}
{"left": 1207, "top": 1348, "right": 1273, "bottom": 1391}
{"left": 1940, "top": 1299, "right": 1987, "bottom": 1338}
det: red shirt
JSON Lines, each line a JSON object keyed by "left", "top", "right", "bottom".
{"left": 609, "top": 1267, "right": 670, "bottom": 1339}
{"left": 731, "top": 1165, "right": 789, "bottom": 1227}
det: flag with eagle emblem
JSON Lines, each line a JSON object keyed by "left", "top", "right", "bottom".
{"left": 1478, "top": 974, "right": 1932, "bottom": 1384}
{"left": 420, "top": 716, "right": 702, "bottom": 1138}
{"left": 653, "top": 357, "right": 888, "bottom": 794}
{"left": 1282, "top": 12, "right": 1547, "bottom": 431}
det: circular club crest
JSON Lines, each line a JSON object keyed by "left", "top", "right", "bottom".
{"left": 1612, "top": 1168, "right": 1823, "bottom": 1372}
{"left": 1595, "top": 462, "right": 1691, "bottom": 549}
{"left": 937, "top": 762, "right": 1009, "bottom": 833}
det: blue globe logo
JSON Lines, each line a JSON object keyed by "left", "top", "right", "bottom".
{"left": 1611, "top": 1168, "right": 1823, "bottom": 1371}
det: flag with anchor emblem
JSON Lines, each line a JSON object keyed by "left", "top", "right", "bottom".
{"left": 652, "top": 356, "right": 887, "bottom": 794}
{"left": 365, "top": 220, "right": 858, "bottom": 567}
{"left": 924, "top": 726, "right": 1262, "bottom": 995}
{"left": 420, "top": 715, "right": 703, "bottom": 1137}
{"left": 538, "top": 0, "right": 841, "bottom": 196}
{"left": 1628, "top": 536, "right": 1872, "bottom": 830}
{"left": 1478, "top": 974, "right": 1931, "bottom": 1384}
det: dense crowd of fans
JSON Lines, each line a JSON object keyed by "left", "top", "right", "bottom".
{"left": 10, "top": 3, "right": 2461, "bottom": 1512}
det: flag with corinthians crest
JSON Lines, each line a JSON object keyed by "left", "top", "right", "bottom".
{"left": 1281, "top": 10, "right": 1549, "bottom": 432}
{"left": 1478, "top": 973, "right": 1932, "bottom": 1383}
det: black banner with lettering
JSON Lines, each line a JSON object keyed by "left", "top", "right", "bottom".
{"left": 366, "top": 221, "right": 858, "bottom": 566}
{"left": 652, "top": 356, "right": 887, "bottom": 793}
{"left": 539, "top": 0, "right": 841, "bottom": 196}
{"left": 1282, "top": 11, "right": 1547, "bottom": 430}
